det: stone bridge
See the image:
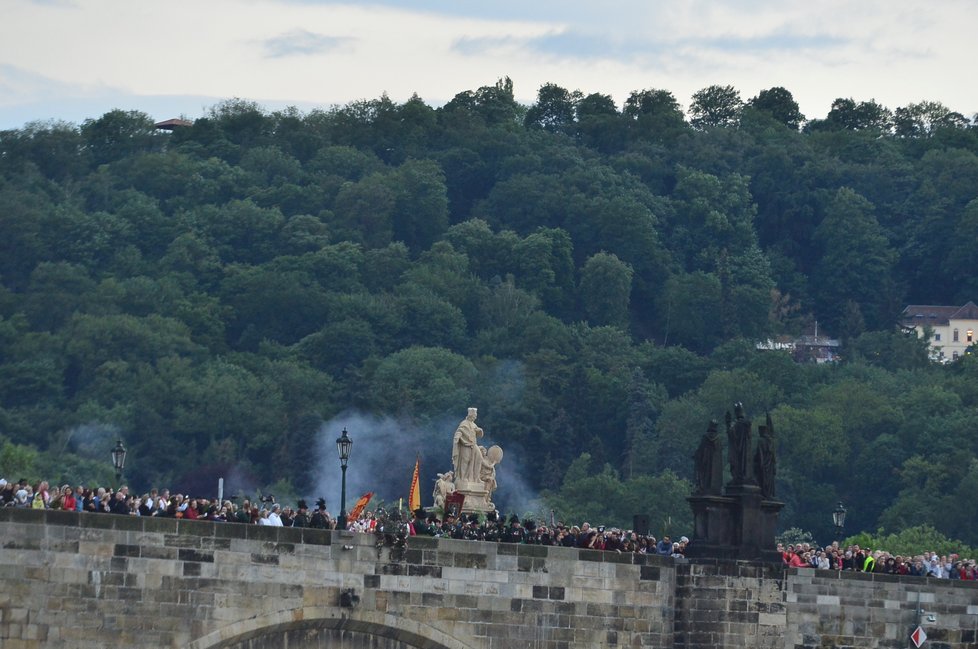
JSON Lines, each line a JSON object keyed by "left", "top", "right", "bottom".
{"left": 2, "top": 508, "right": 978, "bottom": 649}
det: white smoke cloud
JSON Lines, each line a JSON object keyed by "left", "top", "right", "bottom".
{"left": 63, "top": 421, "right": 122, "bottom": 459}
{"left": 308, "top": 408, "right": 542, "bottom": 516}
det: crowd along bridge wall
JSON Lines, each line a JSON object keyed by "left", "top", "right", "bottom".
{"left": 2, "top": 508, "right": 977, "bottom": 649}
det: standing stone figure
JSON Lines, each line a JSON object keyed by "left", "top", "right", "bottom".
{"left": 479, "top": 445, "right": 503, "bottom": 507}
{"left": 452, "top": 407, "right": 484, "bottom": 486}
{"left": 725, "top": 402, "right": 754, "bottom": 485}
{"left": 693, "top": 420, "right": 724, "bottom": 495}
{"left": 754, "top": 413, "right": 777, "bottom": 498}
{"left": 433, "top": 471, "right": 455, "bottom": 510}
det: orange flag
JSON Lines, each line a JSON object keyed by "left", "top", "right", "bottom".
{"left": 408, "top": 455, "right": 421, "bottom": 512}
{"left": 348, "top": 492, "right": 373, "bottom": 521}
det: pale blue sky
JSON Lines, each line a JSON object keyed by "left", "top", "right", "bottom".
{"left": 1, "top": 0, "right": 973, "bottom": 129}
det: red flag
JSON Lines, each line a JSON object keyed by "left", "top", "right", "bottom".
{"left": 408, "top": 455, "right": 421, "bottom": 512}
{"left": 348, "top": 492, "right": 373, "bottom": 521}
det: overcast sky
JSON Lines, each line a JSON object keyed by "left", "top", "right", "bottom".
{"left": 1, "top": 0, "right": 974, "bottom": 130}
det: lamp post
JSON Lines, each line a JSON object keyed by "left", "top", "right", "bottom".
{"left": 335, "top": 428, "right": 353, "bottom": 531}
{"left": 832, "top": 501, "right": 846, "bottom": 542}
{"left": 111, "top": 439, "right": 127, "bottom": 487}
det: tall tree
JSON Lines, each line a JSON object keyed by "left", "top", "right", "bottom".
{"left": 525, "top": 83, "right": 581, "bottom": 133}
{"left": 812, "top": 188, "right": 898, "bottom": 333}
{"left": 893, "top": 101, "right": 969, "bottom": 138}
{"left": 689, "top": 85, "right": 743, "bottom": 128}
{"left": 747, "top": 87, "right": 805, "bottom": 130}
{"left": 579, "top": 252, "right": 634, "bottom": 329}
{"left": 821, "top": 98, "right": 893, "bottom": 132}
{"left": 575, "top": 92, "right": 623, "bottom": 151}
{"left": 81, "top": 109, "right": 159, "bottom": 165}
{"left": 623, "top": 88, "right": 686, "bottom": 141}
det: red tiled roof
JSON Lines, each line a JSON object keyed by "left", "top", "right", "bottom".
{"left": 949, "top": 301, "right": 978, "bottom": 321}
{"left": 902, "top": 302, "right": 978, "bottom": 326}
{"left": 154, "top": 118, "right": 193, "bottom": 130}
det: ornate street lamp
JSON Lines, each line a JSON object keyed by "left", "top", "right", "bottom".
{"left": 832, "top": 502, "right": 847, "bottom": 541}
{"left": 335, "top": 428, "right": 353, "bottom": 531}
{"left": 111, "top": 439, "right": 127, "bottom": 486}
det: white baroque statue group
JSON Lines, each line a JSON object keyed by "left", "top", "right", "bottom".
{"left": 432, "top": 408, "right": 503, "bottom": 513}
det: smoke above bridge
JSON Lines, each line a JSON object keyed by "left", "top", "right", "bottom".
{"left": 309, "top": 409, "right": 543, "bottom": 518}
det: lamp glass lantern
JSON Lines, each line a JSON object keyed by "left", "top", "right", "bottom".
{"left": 111, "top": 439, "right": 127, "bottom": 485}
{"left": 336, "top": 428, "right": 353, "bottom": 467}
{"left": 832, "top": 502, "right": 847, "bottom": 532}
{"left": 111, "top": 439, "right": 127, "bottom": 473}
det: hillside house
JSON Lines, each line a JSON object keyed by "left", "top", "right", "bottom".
{"left": 901, "top": 302, "right": 978, "bottom": 362}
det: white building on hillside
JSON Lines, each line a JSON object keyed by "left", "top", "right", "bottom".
{"left": 900, "top": 302, "right": 978, "bottom": 362}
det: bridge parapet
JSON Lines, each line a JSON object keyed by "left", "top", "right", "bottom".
{"left": 4, "top": 508, "right": 978, "bottom": 648}
{"left": 0, "top": 508, "right": 673, "bottom": 649}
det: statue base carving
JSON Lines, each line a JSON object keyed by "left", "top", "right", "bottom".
{"left": 454, "top": 481, "right": 495, "bottom": 514}
{"left": 686, "top": 485, "right": 783, "bottom": 563}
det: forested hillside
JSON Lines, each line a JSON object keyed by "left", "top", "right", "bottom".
{"left": 1, "top": 79, "right": 977, "bottom": 543}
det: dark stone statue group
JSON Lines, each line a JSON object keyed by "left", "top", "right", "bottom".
{"left": 693, "top": 403, "right": 777, "bottom": 499}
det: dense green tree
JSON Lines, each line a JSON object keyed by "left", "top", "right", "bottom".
{"left": 579, "top": 252, "right": 633, "bottom": 328}
{"left": 668, "top": 166, "right": 762, "bottom": 272}
{"left": 443, "top": 77, "right": 521, "bottom": 127}
{"left": 390, "top": 159, "right": 450, "bottom": 252}
{"left": 0, "top": 120, "right": 88, "bottom": 180}
{"left": 219, "top": 265, "right": 330, "bottom": 347}
{"left": 195, "top": 199, "right": 285, "bottom": 264}
{"left": 575, "top": 92, "right": 624, "bottom": 151}
{"left": 330, "top": 173, "right": 396, "bottom": 248}
{"left": 525, "top": 83, "right": 581, "bottom": 133}
{"left": 658, "top": 271, "right": 722, "bottom": 352}
{"left": 512, "top": 227, "right": 575, "bottom": 316}
{"left": 23, "top": 262, "right": 97, "bottom": 331}
{"left": 893, "top": 101, "right": 969, "bottom": 138}
{"left": 942, "top": 198, "right": 978, "bottom": 302}
{"left": 689, "top": 85, "right": 743, "bottom": 128}
{"left": 812, "top": 188, "right": 898, "bottom": 332}
{"left": 747, "top": 87, "right": 805, "bottom": 130}
{"left": 820, "top": 97, "right": 893, "bottom": 132}
{"left": 366, "top": 346, "right": 477, "bottom": 419}
{"left": 623, "top": 88, "right": 686, "bottom": 142}
{"left": 81, "top": 109, "right": 160, "bottom": 164}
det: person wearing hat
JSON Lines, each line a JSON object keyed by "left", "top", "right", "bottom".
{"left": 310, "top": 499, "right": 331, "bottom": 529}
{"left": 504, "top": 514, "right": 524, "bottom": 543}
{"left": 292, "top": 500, "right": 310, "bottom": 528}
{"left": 411, "top": 508, "right": 432, "bottom": 536}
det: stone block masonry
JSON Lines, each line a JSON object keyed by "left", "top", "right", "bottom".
{"left": 2, "top": 508, "right": 977, "bottom": 648}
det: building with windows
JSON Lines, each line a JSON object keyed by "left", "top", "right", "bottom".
{"left": 900, "top": 302, "right": 978, "bottom": 362}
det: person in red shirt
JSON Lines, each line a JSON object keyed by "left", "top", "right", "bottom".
{"left": 60, "top": 485, "right": 77, "bottom": 511}
{"left": 788, "top": 548, "right": 807, "bottom": 567}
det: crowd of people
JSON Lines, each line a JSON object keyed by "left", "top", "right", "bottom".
{"left": 405, "top": 510, "right": 689, "bottom": 556}
{"left": 0, "top": 478, "right": 333, "bottom": 526}
{"left": 6, "top": 476, "right": 977, "bottom": 576}
{"left": 0, "top": 477, "right": 689, "bottom": 555}
{"left": 780, "top": 542, "right": 978, "bottom": 579}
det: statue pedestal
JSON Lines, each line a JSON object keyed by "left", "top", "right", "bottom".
{"left": 454, "top": 481, "right": 494, "bottom": 514}
{"left": 686, "top": 485, "right": 783, "bottom": 562}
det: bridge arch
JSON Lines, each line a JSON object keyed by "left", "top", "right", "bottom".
{"left": 187, "top": 608, "right": 475, "bottom": 649}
